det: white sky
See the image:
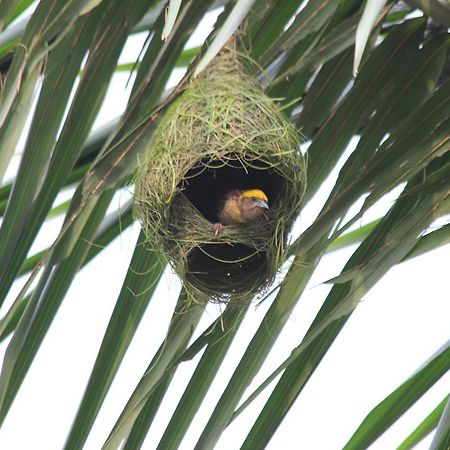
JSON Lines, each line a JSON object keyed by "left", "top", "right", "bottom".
{"left": 0, "top": 6, "right": 449, "bottom": 450}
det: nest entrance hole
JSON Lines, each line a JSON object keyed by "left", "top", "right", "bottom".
{"left": 186, "top": 243, "right": 269, "bottom": 297}
{"left": 176, "top": 157, "right": 284, "bottom": 297}
{"left": 180, "top": 157, "right": 285, "bottom": 223}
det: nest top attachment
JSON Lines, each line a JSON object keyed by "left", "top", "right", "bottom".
{"left": 134, "top": 43, "right": 306, "bottom": 304}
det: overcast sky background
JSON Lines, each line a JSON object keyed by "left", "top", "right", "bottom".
{"left": 0, "top": 6, "right": 449, "bottom": 450}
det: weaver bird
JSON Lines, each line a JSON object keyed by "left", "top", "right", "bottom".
{"left": 214, "top": 189, "right": 270, "bottom": 236}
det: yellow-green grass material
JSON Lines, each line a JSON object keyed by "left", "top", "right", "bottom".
{"left": 134, "top": 44, "right": 306, "bottom": 304}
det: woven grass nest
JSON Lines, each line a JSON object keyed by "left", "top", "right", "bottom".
{"left": 134, "top": 42, "right": 306, "bottom": 304}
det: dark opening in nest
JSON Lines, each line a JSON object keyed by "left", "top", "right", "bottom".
{"left": 186, "top": 243, "right": 268, "bottom": 297}
{"left": 179, "top": 157, "right": 283, "bottom": 298}
{"left": 181, "top": 156, "right": 284, "bottom": 222}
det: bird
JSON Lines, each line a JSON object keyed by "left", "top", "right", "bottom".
{"left": 214, "top": 189, "right": 270, "bottom": 236}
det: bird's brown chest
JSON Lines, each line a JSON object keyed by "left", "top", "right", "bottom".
{"left": 217, "top": 196, "right": 245, "bottom": 225}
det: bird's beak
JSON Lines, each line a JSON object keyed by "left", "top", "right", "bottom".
{"left": 257, "top": 199, "right": 269, "bottom": 210}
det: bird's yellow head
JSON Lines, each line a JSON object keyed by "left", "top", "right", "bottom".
{"left": 241, "top": 189, "right": 269, "bottom": 203}
{"left": 239, "top": 189, "right": 270, "bottom": 223}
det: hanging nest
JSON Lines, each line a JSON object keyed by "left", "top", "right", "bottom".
{"left": 134, "top": 41, "right": 306, "bottom": 304}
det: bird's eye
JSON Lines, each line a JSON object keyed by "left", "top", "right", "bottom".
{"left": 251, "top": 197, "right": 257, "bottom": 201}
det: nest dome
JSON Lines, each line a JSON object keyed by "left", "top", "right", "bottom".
{"left": 134, "top": 44, "right": 306, "bottom": 304}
